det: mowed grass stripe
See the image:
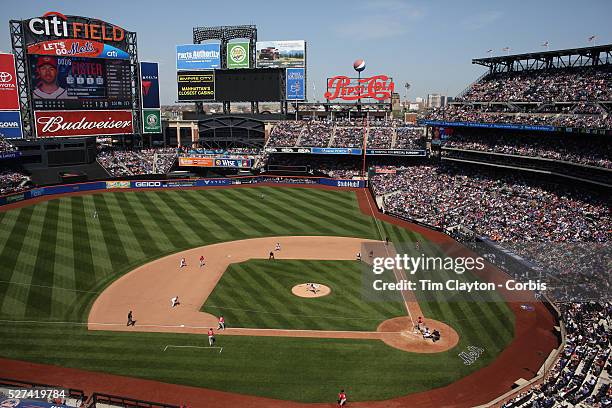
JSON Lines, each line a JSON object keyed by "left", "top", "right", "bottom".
{"left": 177, "top": 191, "right": 238, "bottom": 242}
{"left": 70, "top": 197, "right": 95, "bottom": 292}
{"left": 81, "top": 195, "right": 122, "bottom": 281}
{"left": 0, "top": 206, "right": 40, "bottom": 318}
{"left": 113, "top": 193, "right": 166, "bottom": 256}
{"left": 188, "top": 191, "right": 248, "bottom": 239}
{"left": 235, "top": 188, "right": 320, "bottom": 233}
{"left": 127, "top": 192, "right": 188, "bottom": 251}
{"left": 199, "top": 190, "right": 272, "bottom": 237}
{"left": 147, "top": 192, "right": 203, "bottom": 245}
{"left": 24, "top": 200, "right": 60, "bottom": 318}
{"left": 49, "top": 199, "right": 76, "bottom": 318}
{"left": 92, "top": 194, "right": 129, "bottom": 271}
{"left": 97, "top": 193, "right": 148, "bottom": 261}
{"left": 263, "top": 188, "right": 373, "bottom": 236}
{"left": 154, "top": 191, "right": 221, "bottom": 243}
{"left": 208, "top": 189, "right": 280, "bottom": 236}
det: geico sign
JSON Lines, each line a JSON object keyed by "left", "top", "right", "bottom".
{"left": 28, "top": 11, "right": 125, "bottom": 42}
{"left": 134, "top": 181, "right": 162, "bottom": 188}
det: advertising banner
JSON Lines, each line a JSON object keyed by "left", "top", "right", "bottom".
{"left": 419, "top": 120, "right": 555, "bottom": 132}
{"left": 34, "top": 110, "right": 133, "bottom": 137}
{"left": 256, "top": 40, "right": 305, "bottom": 68}
{"left": 325, "top": 75, "right": 394, "bottom": 101}
{"left": 227, "top": 42, "right": 250, "bottom": 69}
{"left": 179, "top": 157, "right": 252, "bottom": 168}
{"left": 142, "top": 109, "right": 161, "bottom": 134}
{"left": 27, "top": 39, "right": 129, "bottom": 59}
{"left": 29, "top": 55, "right": 132, "bottom": 111}
{"left": 106, "top": 180, "right": 130, "bottom": 189}
{"left": 0, "top": 53, "right": 20, "bottom": 110}
{"left": 195, "top": 179, "right": 231, "bottom": 186}
{"left": 311, "top": 147, "right": 362, "bottom": 155}
{"left": 286, "top": 68, "right": 305, "bottom": 100}
{"left": 0, "top": 151, "right": 21, "bottom": 160}
{"left": 140, "top": 62, "right": 160, "bottom": 109}
{"left": 176, "top": 44, "right": 221, "bottom": 70}
{"left": 177, "top": 70, "right": 215, "bottom": 101}
{"left": 0, "top": 111, "right": 23, "bottom": 139}
{"left": 24, "top": 12, "right": 128, "bottom": 52}
{"left": 267, "top": 147, "right": 312, "bottom": 153}
{"left": 365, "top": 149, "right": 426, "bottom": 156}
{"left": 319, "top": 178, "right": 365, "bottom": 188}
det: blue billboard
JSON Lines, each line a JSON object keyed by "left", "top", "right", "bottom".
{"left": 311, "top": 147, "right": 362, "bottom": 155}
{"left": 176, "top": 44, "right": 221, "bottom": 70}
{"left": 140, "top": 62, "right": 160, "bottom": 109}
{"left": 419, "top": 120, "right": 555, "bottom": 132}
{"left": 0, "top": 111, "right": 23, "bottom": 139}
{"left": 286, "top": 68, "right": 305, "bottom": 100}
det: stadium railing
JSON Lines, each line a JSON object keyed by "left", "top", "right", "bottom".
{"left": 89, "top": 393, "right": 181, "bottom": 408}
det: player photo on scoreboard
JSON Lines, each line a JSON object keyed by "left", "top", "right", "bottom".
{"left": 29, "top": 55, "right": 132, "bottom": 110}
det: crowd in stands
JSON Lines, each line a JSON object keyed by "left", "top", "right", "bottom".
{"left": 366, "top": 126, "right": 393, "bottom": 149}
{"left": 97, "top": 147, "right": 177, "bottom": 176}
{"left": 0, "top": 169, "right": 30, "bottom": 195}
{"left": 0, "top": 137, "right": 18, "bottom": 153}
{"left": 502, "top": 302, "right": 611, "bottom": 408}
{"left": 421, "top": 105, "right": 612, "bottom": 130}
{"left": 374, "top": 165, "right": 610, "bottom": 243}
{"left": 300, "top": 121, "right": 334, "bottom": 147}
{"left": 267, "top": 121, "right": 304, "bottom": 146}
{"left": 395, "top": 127, "right": 426, "bottom": 149}
{"left": 443, "top": 132, "right": 612, "bottom": 169}
{"left": 267, "top": 120, "right": 426, "bottom": 149}
{"left": 457, "top": 66, "right": 612, "bottom": 103}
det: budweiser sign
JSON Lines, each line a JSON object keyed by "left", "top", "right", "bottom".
{"left": 34, "top": 110, "right": 133, "bottom": 137}
{"left": 324, "top": 75, "right": 395, "bottom": 101}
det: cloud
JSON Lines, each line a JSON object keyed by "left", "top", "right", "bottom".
{"left": 461, "top": 11, "right": 503, "bottom": 30}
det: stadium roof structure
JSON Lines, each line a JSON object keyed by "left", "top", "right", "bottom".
{"left": 472, "top": 44, "right": 612, "bottom": 73}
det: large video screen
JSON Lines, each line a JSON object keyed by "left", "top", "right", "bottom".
{"left": 215, "top": 68, "right": 283, "bottom": 102}
{"left": 29, "top": 55, "right": 132, "bottom": 111}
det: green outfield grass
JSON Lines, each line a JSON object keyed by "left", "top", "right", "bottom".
{"left": 202, "top": 259, "right": 406, "bottom": 331}
{"left": 0, "top": 186, "right": 514, "bottom": 402}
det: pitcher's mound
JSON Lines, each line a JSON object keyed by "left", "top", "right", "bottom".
{"left": 292, "top": 283, "right": 331, "bottom": 298}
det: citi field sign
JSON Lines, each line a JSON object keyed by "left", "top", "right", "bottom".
{"left": 325, "top": 75, "right": 395, "bottom": 101}
{"left": 24, "top": 12, "right": 129, "bottom": 59}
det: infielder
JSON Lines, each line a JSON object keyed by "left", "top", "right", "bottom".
{"left": 171, "top": 296, "right": 180, "bottom": 308}
{"left": 208, "top": 328, "right": 215, "bottom": 347}
{"left": 337, "top": 390, "right": 347, "bottom": 407}
{"left": 180, "top": 258, "right": 186, "bottom": 268}
{"left": 199, "top": 255, "right": 205, "bottom": 268}
{"left": 275, "top": 242, "right": 281, "bottom": 251}
{"left": 217, "top": 315, "right": 225, "bottom": 330}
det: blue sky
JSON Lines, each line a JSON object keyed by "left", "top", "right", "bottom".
{"left": 2, "top": 0, "right": 611, "bottom": 105}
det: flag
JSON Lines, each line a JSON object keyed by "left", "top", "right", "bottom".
{"left": 486, "top": 49, "right": 493, "bottom": 54}
{"left": 502, "top": 47, "right": 511, "bottom": 52}
{"left": 588, "top": 35, "right": 596, "bottom": 42}
{"left": 542, "top": 41, "right": 549, "bottom": 47}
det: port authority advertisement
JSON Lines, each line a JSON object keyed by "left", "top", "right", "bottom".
{"left": 227, "top": 42, "right": 250, "bottom": 69}
{"left": 177, "top": 70, "right": 215, "bottom": 101}
{"left": 176, "top": 44, "right": 221, "bottom": 70}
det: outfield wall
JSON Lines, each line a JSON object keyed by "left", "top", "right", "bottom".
{"left": 0, "top": 176, "right": 365, "bottom": 207}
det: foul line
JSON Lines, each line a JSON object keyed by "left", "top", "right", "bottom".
{"left": 164, "top": 345, "right": 223, "bottom": 353}
{"left": 363, "top": 190, "right": 415, "bottom": 327}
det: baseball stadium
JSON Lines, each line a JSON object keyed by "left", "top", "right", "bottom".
{"left": 0, "top": 2, "right": 610, "bottom": 408}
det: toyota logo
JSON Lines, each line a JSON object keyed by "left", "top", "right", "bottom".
{"left": 0, "top": 72, "right": 12, "bottom": 83}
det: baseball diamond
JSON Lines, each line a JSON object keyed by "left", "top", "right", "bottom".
{"left": 0, "top": 185, "right": 558, "bottom": 405}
